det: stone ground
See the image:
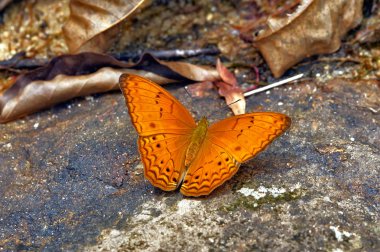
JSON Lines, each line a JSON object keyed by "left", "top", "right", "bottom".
{"left": 0, "top": 76, "right": 379, "bottom": 251}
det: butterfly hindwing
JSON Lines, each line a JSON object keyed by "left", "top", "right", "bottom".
{"left": 180, "top": 139, "right": 241, "bottom": 197}
{"left": 139, "top": 133, "right": 191, "bottom": 191}
{"left": 207, "top": 112, "right": 291, "bottom": 162}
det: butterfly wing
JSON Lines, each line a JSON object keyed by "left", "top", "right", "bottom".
{"left": 119, "top": 74, "right": 196, "bottom": 136}
{"left": 207, "top": 112, "right": 291, "bottom": 162}
{"left": 180, "top": 138, "right": 241, "bottom": 197}
{"left": 181, "top": 112, "right": 290, "bottom": 196}
{"left": 138, "top": 133, "right": 192, "bottom": 191}
{"left": 119, "top": 74, "right": 197, "bottom": 191}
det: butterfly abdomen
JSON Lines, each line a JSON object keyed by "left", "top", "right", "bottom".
{"left": 184, "top": 117, "right": 209, "bottom": 167}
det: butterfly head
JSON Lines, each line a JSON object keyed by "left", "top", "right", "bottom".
{"left": 197, "top": 116, "right": 209, "bottom": 128}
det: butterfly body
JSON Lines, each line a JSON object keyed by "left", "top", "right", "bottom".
{"left": 185, "top": 117, "right": 208, "bottom": 167}
{"left": 119, "top": 74, "right": 291, "bottom": 197}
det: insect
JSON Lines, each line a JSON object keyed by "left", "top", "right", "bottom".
{"left": 119, "top": 74, "right": 291, "bottom": 197}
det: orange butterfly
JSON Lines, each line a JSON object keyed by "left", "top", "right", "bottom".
{"left": 119, "top": 74, "right": 291, "bottom": 197}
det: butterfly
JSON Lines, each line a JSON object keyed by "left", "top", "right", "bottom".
{"left": 119, "top": 74, "right": 291, "bottom": 197}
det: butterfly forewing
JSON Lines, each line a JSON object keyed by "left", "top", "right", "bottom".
{"left": 207, "top": 113, "right": 291, "bottom": 162}
{"left": 119, "top": 74, "right": 197, "bottom": 191}
{"left": 119, "top": 74, "right": 196, "bottom": 136}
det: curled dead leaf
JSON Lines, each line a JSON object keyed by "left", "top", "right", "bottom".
{"left": 185, "top": 59, "right": 246, "bottom": 115}
{"left": 215, "top": 81, "right": 246, "bottom": 115}
{"left": 185, "top": 81, "right": 214, "bottom": 98}
{"left": 254, "top": 0, "right": 363, "bottom": 77}
{"left": 63, "top": 0, "right": 146, "bottom": 53}
{"left": 215, "top": 59, "right": 245, "bottom": 115}
{"left": 0, "top": 68, "right": 167, "bottom": 123}
{"left": 0, "top": 53, "right": 220, "bottom": 123}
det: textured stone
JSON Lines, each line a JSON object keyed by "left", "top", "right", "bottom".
{"left": 1, "top": 78, "right": 379, "bottom": 251}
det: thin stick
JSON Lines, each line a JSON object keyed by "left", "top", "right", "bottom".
{"left": 244, "top": 73, "right": 303, "bottom": 97}
{"left": 0, "top": 47, "right": 221, "bottom": 70}
{"left": 112, "top": 47, "right": 221, "bottom": 62}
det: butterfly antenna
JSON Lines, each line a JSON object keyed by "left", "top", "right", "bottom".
{"left": 184, "top": 86, "right": 193, "bottom": 99}
{"left": 207, "top": 99, "right": 241, "bottom": 119}
{"left": 228, "top": 99, "right": 242, "bottom": 106}
{"left": 182, "top": 85, "right": 198, "bottom": 119}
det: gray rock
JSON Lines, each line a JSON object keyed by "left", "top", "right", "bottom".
{"left": 0, "top": 79, "right": 379, "bottom": 251}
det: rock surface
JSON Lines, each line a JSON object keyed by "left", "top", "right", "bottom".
{"left": 1, "top": 78, "right": 379, "bottom": 251}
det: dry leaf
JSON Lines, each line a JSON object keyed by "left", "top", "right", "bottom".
{"left": 185, "top": 81, "right": 214, "bottom": 98}
{"left": 215, "top": 59, "right": 245, "bottom": 115}
{"left": 161, "top": 61, "right": 220, "bottom": 82}
{"left": 0, "top": 68, "right": 171, "bottom": 123}
{"left": 0, "top": 0, "right": 12, "bottom": 12}
{"left": 254, "top": 0, "right": 363, "bottom": 77}
{"left": 63, "top": 0, "right": 146, "bottom": 53}
{"left": 185, "top": 59, "right": 246, "bottom": 115}
{"left": 0, "top": 53, "right": 220, "bottom": 123}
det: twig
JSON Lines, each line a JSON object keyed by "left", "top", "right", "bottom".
{"left": 112, "top": 47, "right": 221, "bottom": 61}
{"left": 0, "top": 47, "right": 221, "bottom": 70}
{"left": 244, "top": 73, "right": 303, "bottom": 97}
{"left": 316, "top": 57, "right": 362, "bottom": 64}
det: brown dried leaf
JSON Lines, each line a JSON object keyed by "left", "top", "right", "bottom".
{"left": 215, "top": 59, "right": 245, "bottom": 115}
{"left": 185, "top": 81, "right": 214, "bottom": 98}
{"left": 63, "top": 0, "right": 146, "bottom": 53}
{"left": 254, "top": 0, "right": 363, "bottom": 77}
{"left": 0, "top": 53, "right": 220, "bottom": 123}
{"left": 0, "top": 68, "right": 171, "bottom": 123}
{"left": 0, "top": 0, "right": 12, "bottom": 12}
{"left": 185, "top": 59, "right": 246, "bottom": 115}
{"left": 148, "top": 55, "right": 220, "bottom": 83}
